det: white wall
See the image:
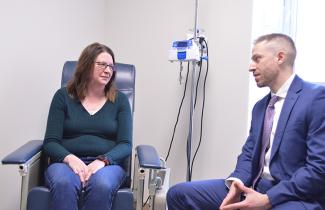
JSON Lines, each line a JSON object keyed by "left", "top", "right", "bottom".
{"left": 106, "top": 0, "right": 253, "bottom": 184}
{"left": 0, "top": 1, "right": 108, "bottom": 209}
{"left": 0, "top": 0, "right": 253, "bottom": 209}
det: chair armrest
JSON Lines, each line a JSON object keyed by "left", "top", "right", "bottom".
{"left": 1, "top": 140, "right": 43, "bottom": 165}
{"left": 135, "top": 145, "right": 164, "bottom": 169}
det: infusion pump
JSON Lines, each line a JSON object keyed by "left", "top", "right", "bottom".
{"left": 168, "top": 40, "right": 200, "bottom": 62}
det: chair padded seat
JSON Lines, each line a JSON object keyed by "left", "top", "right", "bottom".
{"left": 27, "top": 187, "right": 133, "bottom": 210}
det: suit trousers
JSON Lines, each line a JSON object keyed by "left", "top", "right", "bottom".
{"left": 166, "top": 178, "right": 308, "bottom": 210}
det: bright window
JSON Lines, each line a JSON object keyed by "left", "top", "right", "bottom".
{"left": 249, "top": 0, "right": 324, "bottom": 127}
{"left": 295, "top": 0, "right": 325, "bottom": 82}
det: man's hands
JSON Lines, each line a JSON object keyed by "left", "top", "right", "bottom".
{"left": 63, "top": 154, "right": 106, "bottom": 185}
{"left": 220, "top": 181, "right": 243, "bottom": 209}
{"left": 220, "top": 181, "right": 272, "bottom": 210}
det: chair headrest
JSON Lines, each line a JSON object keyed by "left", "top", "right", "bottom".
{"left": 61, "top": 61, "right": 136, "bottom": 112}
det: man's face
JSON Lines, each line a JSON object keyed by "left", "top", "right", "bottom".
{"left": 249, "top": 42, "right": 279, "bottom": 89}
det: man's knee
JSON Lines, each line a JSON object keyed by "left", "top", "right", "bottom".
{"left": 167, "top": 183, "right": 184, "bottom": 202}
{"left": 167, "top": 183, "right": 192, "bottom": 210}
{"left": 167, "top": 180, "right": 225, "bottom": 210}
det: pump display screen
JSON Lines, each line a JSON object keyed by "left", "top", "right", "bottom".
{"left": 176, "top": 41, "right": 188, "bottom": 47}
{"left": 173, "top": 40, "right": 192, "bottom": 48}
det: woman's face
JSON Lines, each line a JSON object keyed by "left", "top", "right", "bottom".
{"left": 90, "top": 52, "right": 114, "bottom": 87}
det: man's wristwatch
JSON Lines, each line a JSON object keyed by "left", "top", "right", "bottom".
{"left": 96, "top": 155, "right": 109, "bottom": 166}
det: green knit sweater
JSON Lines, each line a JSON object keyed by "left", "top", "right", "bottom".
{"left": 43, "top": 87, "right": 132, "bottom": 165}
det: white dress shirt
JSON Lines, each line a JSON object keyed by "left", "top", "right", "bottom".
{"left": 261, "top": 73, "right": 295, "bottom": 180}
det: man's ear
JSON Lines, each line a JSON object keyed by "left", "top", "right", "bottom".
{"left": 277, "top": 51, "right": 285, "bottom": 64}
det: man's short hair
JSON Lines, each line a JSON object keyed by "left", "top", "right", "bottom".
{"left": 255, "top": 33, "right": 296, "bottom": 67}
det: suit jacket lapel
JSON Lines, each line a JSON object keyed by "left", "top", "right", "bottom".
{"left": 254, "top": 95, "right": 270, "bottom": 164}
{"left": 270, "top": 76, "right": 303, "bottom": 162}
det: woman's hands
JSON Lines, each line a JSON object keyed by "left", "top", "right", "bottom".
{"left": 84, "top": 159, "right": 105, "bottom": 181}
{"left": 63, "top": 154, "right": 106, "bottom": 184}
{"left": 63, "top": 154, "right": 88, "bottom": 184}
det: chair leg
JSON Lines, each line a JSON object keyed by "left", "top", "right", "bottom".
{"left": 18, "top": 152, "right": 42, "bottom": 210}
{"left": 133, "top": 154, "right": 145, "bottom": 210}
{"left": 135, "top": 169, "right": 145, "bottom": 210}
{"left": 148, "top": 168, "right": 170, "bottom": 210}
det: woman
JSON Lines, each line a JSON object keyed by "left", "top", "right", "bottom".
{"left": 43, "top": 42, "right": 132, "bottom": 210}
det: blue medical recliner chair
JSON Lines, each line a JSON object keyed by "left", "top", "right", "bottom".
{"left": 2, "top": 61, "right": 169, "bottom": 210}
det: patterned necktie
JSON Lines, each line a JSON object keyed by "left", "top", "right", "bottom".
{"left": 253, "top": 95, "right": 279, "bottom": 187}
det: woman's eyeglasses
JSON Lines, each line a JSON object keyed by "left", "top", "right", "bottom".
{"left": 95, "top": 62, "right": 114, "bottom": 71}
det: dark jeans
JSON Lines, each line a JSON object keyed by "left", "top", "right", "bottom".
{"left": 45, "top": 161, "right": 125, "bottom": 210}
{"left": 166, "top": 178, "right": 308, "bottom": 210}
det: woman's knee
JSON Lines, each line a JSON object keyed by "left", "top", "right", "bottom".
{"left": 88, "top": 166, "right": 125, "bottom": 194}
{"left": 89, "top": 179, "right": 115, "bottom": 195}
{"left": 45, "top": 163, "right": 80, "bottom": 190}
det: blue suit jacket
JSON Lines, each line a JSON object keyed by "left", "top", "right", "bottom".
{"left": 230, "top": 76, "right": 325, "bottom": 208}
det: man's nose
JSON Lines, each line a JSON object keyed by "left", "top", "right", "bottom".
{"left": 249, "top": 62, "right": 256, "bottom": 72}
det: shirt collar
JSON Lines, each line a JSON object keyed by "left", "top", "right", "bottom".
{"left": 271, "top": 73, "right": 296, "bottom": 99}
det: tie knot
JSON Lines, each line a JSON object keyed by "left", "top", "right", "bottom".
{"left": 268, "top": 95, "right": 279, "bottom": 107}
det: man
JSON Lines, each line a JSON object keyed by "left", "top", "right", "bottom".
{"left": 167, "top": 33, "right": 325, "bottom": 210}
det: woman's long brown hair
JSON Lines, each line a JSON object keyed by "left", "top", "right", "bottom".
{"left": 67, "top": 42, "right": 117, "bottom": 102}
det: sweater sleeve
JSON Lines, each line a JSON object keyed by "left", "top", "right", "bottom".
{"left": 105, "top": 92, "right": 132, "bottom": 165}
{"left": 42, "top": 88, "right": 71, "bottom": 162}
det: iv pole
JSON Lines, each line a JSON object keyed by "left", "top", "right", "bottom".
{"left": 186, "top": 0, "right": 199, "bottom": 182}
